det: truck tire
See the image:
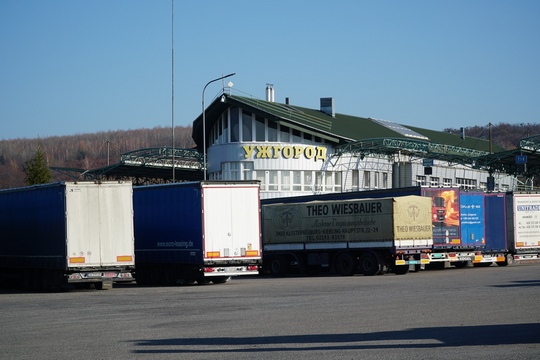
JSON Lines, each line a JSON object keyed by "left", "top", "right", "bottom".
{"left": 335, "top": 252, "right": 356, "bottom": 276}
{"left": 359, "top": 252, "right": 381, "bottom": 276}
{"left": 393, "top": 265, "right": 409, "bottom": 275}
{"left": 270, "top": 256, "right": 289, "bottom": 277}
{"left": 135, "top": 270, "right": 150, "bottom": 286}
{"left": 496, "top": 254, "right": 514, "bottom": 267}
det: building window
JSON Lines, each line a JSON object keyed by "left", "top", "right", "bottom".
{"left": 382, "top": 172, "right": 388, "bottom": 188}
{"left": 293, "top": 171, "right": 302, "bottom": 191}
{"left": 208, "top": 171, "right": 221, "bottom": 180}
{"left": 443, "top": 178, "right": 452, "bottom": 186}
{"left": 363, "top": 171, "right": 371, "bottom": 189}
{"left": 230, "top": 108, "right": 239, "bottom": 142}
{"left": 268, "top": 171, "right": 278, "bottom": 191}
{"left": 268, "top": 120, "right": 278, "bottom": 142}
{"left": 281, "top": 171, "right": 291, "bottom": 191}
{"left": 222, "top": 162, "right": 255, "bottom": 181}
{"left": 456, "top": 177, "right": 477, "bottom": 189}
{"left": 252, "top": 115, "right": 265, "bottom": 141}
{"left": 323, "top": 172, "right": 333, "bottom": 191}
{"left": 292, "top": 129, "right": 302, "bottom": 143}
{"left": 430, "top": 176, "right": 439, "bottom": 186}
{"left": 374, "top": 172, "right": 379, "bottom": 189}
{"left": 230, "top": 162, "right": 240, "bottom": 180}
{"left": 222, "top": 112, "right": 229, "bottom": 143}
{"left": 334, "top": 172, "right": 342, "bottom": 192}
{"left": 280, "top": 125, "right": 290, "bottom": 142}
{"left": 242, "top": 110, "right": 253, "bottom": 142}
{"left": 243, "top": 162, "right": 253, "bottom": 180}
{"left": 255, "top": 171, "right": 265, "bottom": 191}
{"left": 416, "top": 175, "right": 427, "bottom": 186}
{"left": 304, "top": 171, "right": 313, "bottom": 191}
{"left": 249, "top": 169, "right": 343, "bottom": 194}
{"left": 352, "top": 171, "right": 359, "bottom": 191}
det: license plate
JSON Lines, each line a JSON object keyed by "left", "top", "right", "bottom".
{"left": 84, "top": 272, "right": 103, "bottom": 278}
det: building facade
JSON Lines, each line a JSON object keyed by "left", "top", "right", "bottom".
{"left": 193, "top": 88, "right": 516, "bottom": 200}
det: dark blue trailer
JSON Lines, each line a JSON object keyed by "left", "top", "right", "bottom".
{"left": 473, "top": 192, "right": 508, "bottom": 266}
{"left": 0, "top": 182, "right": 135, "bottom": 291}
{"left": 133, "top": 181, "right": 262, "bottom": 286}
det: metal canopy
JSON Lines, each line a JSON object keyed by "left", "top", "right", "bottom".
{"left": 334, "top": 136, "right": 540, "bottom": 177}
{"left": 52, "top": 147, "right": 204, "bottom": 185}
{"left": 335, "top": 137, "right": 489, "bottom": 163}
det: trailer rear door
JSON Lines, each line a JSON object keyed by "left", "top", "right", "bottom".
{"left": 65, "top": 182, "right": 134, "bottom": 268}
{"left": 202, "top": 183, "right": 261, "bottom": 262}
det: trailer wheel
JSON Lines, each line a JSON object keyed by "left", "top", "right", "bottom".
{"left": 496, "top": 254, "right": 512, "bottom": 266}
{"left": 135, "top": 270, "right": 150, "bottom": 286}
{"left": 453, "top": 261, "right": 469, "bottom": 268}
{"left": 270, "top": 256, "right": 289, "bottom": 277}
{"left": 359, "top": 252, "right": 381, "bottom": 276}
{"left": 335, "top": 252, "right": 356, "bottom": 276}
{"left": 393, "top": 265, "right": 409, "bottom": 275}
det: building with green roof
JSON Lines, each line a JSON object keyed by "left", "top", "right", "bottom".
{"left": 192, "top": 85, "right": 516, "bottom": 199}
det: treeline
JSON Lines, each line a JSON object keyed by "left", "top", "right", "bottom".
{"left": 444, "top": 122, "right": 540, "bottom": 149}
{"left": 0, "top": 126, "right": 195, "bottom": 189}
{"left": 1, "top": 122, "right": 538, "bottom": 189}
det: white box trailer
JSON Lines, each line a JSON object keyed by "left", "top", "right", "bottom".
{"left": 0, "top": 181, "right": 135, "bottom": 291}
{"left": 506, "top": 192, "right": 540, "bottom": 262}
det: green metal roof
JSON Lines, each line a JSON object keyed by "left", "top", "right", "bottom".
{"left": 192, "top": 93, "right": 540, "bottom": 177}
{"left": 194, "top": 93, "right": 497, "bottom": 152}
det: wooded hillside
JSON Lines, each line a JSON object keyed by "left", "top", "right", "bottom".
{"left": 0, "top": 122, "right": 538, "bottom": 189}
{"left": 0, "top": 126, "right": 194, "bottom": 189}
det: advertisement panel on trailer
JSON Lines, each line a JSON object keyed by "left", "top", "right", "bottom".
{"left": 421, "top": 188, "right": 461, "bottom": 246}
{"left": 460, "top": 192, "right": 485, "bottom": 248}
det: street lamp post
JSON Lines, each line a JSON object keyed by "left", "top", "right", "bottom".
{"left": 202, "top": 73, "right": 235, "bottom": 180}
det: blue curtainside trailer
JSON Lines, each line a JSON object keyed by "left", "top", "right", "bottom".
{"left": 133, "top": 181, "right": 262, "bottom": 285}
{"left": 0, "top": 181, "right": 135, "bottom": 291}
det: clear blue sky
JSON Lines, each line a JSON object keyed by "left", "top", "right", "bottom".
{"left": 1, "top": 0, "right": 539, "bottom": 140}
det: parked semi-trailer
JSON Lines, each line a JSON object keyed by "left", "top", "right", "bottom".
{"left": 505, "top": 192, "right": 540, "bottom": 263}
{"left": 132, "top": 181, "right": 262, "bottom": 285}
{"left": 0, "top": 181, "right": 135, "bottom": 291}
{"left": 263, "top": 186, "right": 481, "bottom": 269}
{"left": 469, "top": 191, "right": 540, "bottom": 266}
{"left": 261, "top": 196, "right": 433, "bottom": 276}
{"left": 473, "top": 192, "right": 507, "bottom": 266}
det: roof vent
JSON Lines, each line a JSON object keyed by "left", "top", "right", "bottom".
{"left": 320, "top": 97, "right": 335, "bottom": 117}
{"left": 265, "top": 83, "right": 275, "bottom": 102}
